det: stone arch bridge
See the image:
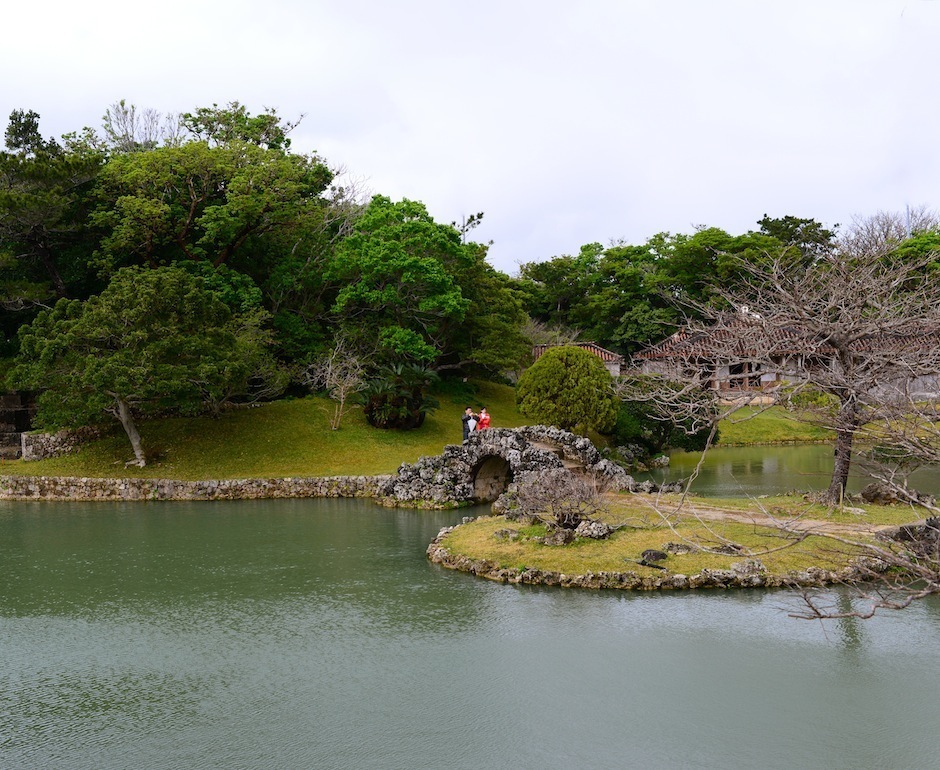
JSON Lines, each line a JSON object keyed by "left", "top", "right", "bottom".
{"left": 378, "top": 426, "right": 635, "bottom": 508}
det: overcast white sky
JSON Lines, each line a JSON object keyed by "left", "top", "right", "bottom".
{"left": 4, "top": 0, "right": 938, "bottom": 274}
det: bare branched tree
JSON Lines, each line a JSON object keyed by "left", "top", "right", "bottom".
{"left": 627, "top": 214, "right": 940, "bottom": 617}
{"left": 503, "top": 468, "right": 608, "bottom": 530}
{"left": 841, "top": 205, "right": 940, "bottom": 254}
{"left": 304, "top": 337, "right": 368, "bottom": 430}
{"left": 788, "top": 518, "right": 940, "bottom": 620}
{"left": 101, "top": 100, "right": 182, "bottom": 152}
{"left": 323, "top": 167, "right": 369, "bottom": 242}
{"left": 521, "top": 318, "right": 581, "bottom": 348}
{"left": 634, "top": 235, "right": 940, "bottom": 506}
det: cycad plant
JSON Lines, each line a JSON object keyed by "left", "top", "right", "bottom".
{"left": 358, "top": 363, "right": 440, "bottom": 429}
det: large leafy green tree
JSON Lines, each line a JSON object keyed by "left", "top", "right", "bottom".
{"left": 570, "top": 242, "right": 678, "bottom": 355}
{"left": 180, "top": 102, "right": 301, "bottom": 151}
{"left": 328, "top": 196, "right": 530, "bottom": 375}
{"left": 757, "top": 214, "right": 837, "bottom": 264}
{"left": 516, "top": 242, "right": 602, "bottom": 329}
{"left": 0, "top": 109, "right": 104, "bottom": 303}
{"left": 438, "top": 242, "right": 531, "bottom": 375}
{"left": 260, "top": 191, "right": 360, "bottom": 363}
{"left": 87, "top": 112, "right": 339, "bottom": 365}
{"left": 327, "top": 196, "right": 471, "bottom": 364}
{"left": 516, "top": 346, "right": 618, "bottom": 433}
{"left": 10, "top": 266, "right": 276, "bottom": 466}
{"left": 96, "top": 102, "right": 347, "bottom": 363}
{"left": 656, "top": 227, "right": 782, "bottom": 307}
{"left": 90, "top": 139, "right": 333, "bottom": 275}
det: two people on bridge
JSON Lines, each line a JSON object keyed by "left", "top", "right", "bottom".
{"left": 462, "top": 407, "right": 491, "bottom": 441}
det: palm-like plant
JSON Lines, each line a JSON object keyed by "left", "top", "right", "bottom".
{"left": 358, "top": 364, "right": 440, "bottom": 429}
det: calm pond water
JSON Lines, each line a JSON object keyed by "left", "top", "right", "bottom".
{"left": 641, "top": 443, "right": 940, "bottom": 498}
{"left": 2, "top": 497, "right": 939, "bottom": 769}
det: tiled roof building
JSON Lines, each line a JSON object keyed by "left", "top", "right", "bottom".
{"left": 531, "top": 342, "right": 623, "bottom": 378}
{"left": 636, "top": 311, "right": 940, "bottom": 396}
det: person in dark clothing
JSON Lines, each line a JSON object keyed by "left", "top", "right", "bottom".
{"left": 462, "top": 407, "right": 477, "bottom": 441}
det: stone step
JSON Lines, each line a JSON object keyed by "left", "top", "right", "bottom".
{"left": 530, "top": 440, "right": 590, "bottom": 473}
{"left": 0, "top": 431, "right": 23, "bottom": 459}
{"left": 0, "top": 432, "right": 21, "bottom": 447}
{"left": 529, "top": 440, "right": 564, "bottom": 457}
{"left": 0, "top": 394, "right": 25, "bottom": 409}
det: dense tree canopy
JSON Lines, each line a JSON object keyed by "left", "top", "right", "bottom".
{"left": 90, "top": 139, "right": 333, "bottom": 275}
{"left": 0, "top": 109, "right": 104, "bottom": 304}
{"left": 446, "top": 255, "right": 530, "bottom": 374}
{"left": 0, "top": 104, "right": 546, "bottom": 440}
{"left": 3, "top": 102, "right": 938, "bottom": 463}
{"left": 757, "top": 214, "right": 836, "bottom": 264}
{"left": 328, "top": 196, "right": 470, "bottom": 363}
{"left": 327, "top": 195, "right": 529, "bottom": 375}
{"left": 516, "top": 226, "right": 796, "bottom": 356}
{"left": 9, "top": 266, "right": 275, "bottom": 465}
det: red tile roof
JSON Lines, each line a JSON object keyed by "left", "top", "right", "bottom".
{"left": 532, "top": 342, "right": 624, "bottom": 363}
{"left": 636, "top": 314, "right": 939, "bottom": 360}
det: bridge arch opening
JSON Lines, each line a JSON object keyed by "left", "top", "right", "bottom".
{"left": 471, "top": 455, "right": 514, "bottom": 502}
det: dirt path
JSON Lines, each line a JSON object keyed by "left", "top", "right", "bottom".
{"left": 625, "top": 495, "right": 905, "bottom": 538}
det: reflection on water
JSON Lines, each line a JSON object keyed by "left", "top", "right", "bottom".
{"left": 1, "top": 498, "right": 938, "bottom": 769}
{"left": 641, "top": 443, "right": 940, "bottom": 498}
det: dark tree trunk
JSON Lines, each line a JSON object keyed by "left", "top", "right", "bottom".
{"left": 40, "top": 245, "right": 68, "bottom": 297}
{"left": 826, "top": 398, "right": 859, "bottom": 505}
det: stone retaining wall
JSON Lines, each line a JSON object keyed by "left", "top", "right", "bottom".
{"left": 21, "top": 428, "right": 101, "bottom": 461}
{"left": 0, "top": 474, "right": 391, "bottom": 502}
{"left": 12, "top": 426, "right": 638, "bottom": 508}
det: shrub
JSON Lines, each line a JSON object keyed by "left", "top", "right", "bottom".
{"left": 516, "top": 346, "right": 617, "bottom": 433}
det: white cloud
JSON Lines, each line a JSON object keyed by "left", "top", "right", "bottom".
{"left": 3, "top": 0, "right": 937, "bottom": 273}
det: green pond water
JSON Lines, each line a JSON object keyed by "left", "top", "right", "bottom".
{"left": 641, "top": 443, "right": 940, "bottom": 498}
{"left": 2, "top": 496, "right": 939, "bottom": 769}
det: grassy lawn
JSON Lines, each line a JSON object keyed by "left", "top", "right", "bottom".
{"left": 439, "top": 492, "right": 897, "bottom": 578}
{"left": 1, "top": 381, "right": 848, "bottom": 483}
{"left": 3, "top": 380, "right": 526, "bottom": 480}
{"left": 692, "top": 494, "right": 924, "bottom": 527}
{"left": 716, "top": 406, "right": 834, "bottom": 445}
{"left": 442, "top": 515, "right": 855, "bottom": 576}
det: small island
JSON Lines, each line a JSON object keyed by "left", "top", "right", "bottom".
{"left": 427, "top": 492, "right": 935, "bottom": 592}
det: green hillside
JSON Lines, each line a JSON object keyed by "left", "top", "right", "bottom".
{"left": 4, "top": 381, "right": 526, "bottom": 480}
{"left": 1, "top": 382, "right": 844, "bottom": 482}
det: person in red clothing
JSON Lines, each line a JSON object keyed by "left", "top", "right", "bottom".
{"left": 476, "top": 407, "right": 491, "bottom": 430}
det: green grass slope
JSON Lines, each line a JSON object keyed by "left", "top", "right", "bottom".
{"left": 1, "top": 382, "right": 841, "bottom": 481}
{"left": 4, "top": 380, "right": 526, "bottom": 480}
{"left": 716, "top": 406, "right": 834, "bottom": 445}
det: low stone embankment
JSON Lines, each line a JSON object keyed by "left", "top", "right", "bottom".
{"left": 427, "top": 522, "right": 880, "bottom": 591}
{"left": 0, "top": 474, "right": 391, "bottom": 501}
